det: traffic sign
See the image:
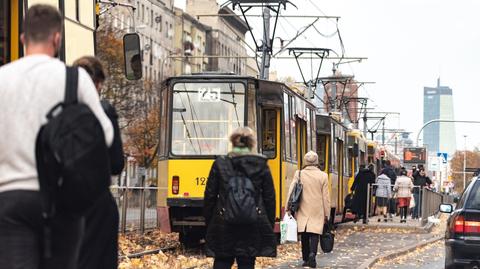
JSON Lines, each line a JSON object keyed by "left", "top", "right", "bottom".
{"left": 437, "top": 152, "right": 448, "bottom": 164}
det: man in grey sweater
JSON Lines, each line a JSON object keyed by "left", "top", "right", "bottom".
{"left": 0, "top": 5, "right": 112, "bottom": 269}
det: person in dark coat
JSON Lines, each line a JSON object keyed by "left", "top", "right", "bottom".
{"left": 73, "top": 56, "right": 124, "bottom": 269}
{"left": 204, "top": 127, "right": 277, "bottom": 269}
{"left": 381, "top": 160, "right": 397, "bottom": 218}
{"left": 351, "top": 163, "right": 376, "bottom": 224}
{"left": 412, "top": 168, "right": 432, "bottom": 219}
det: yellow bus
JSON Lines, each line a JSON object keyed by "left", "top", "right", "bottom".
{"left": 1, "top": 0, "right": 96, "bottom": 67}
{"left": 156, "top": 74, "right": 317, "bottom": 245}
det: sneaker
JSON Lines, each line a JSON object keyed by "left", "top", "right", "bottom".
{"left": 378, "top": 218, "right": 381, "bottom": 222}
{"left": 302, "top": 260, "right": 308, "bottom": 267}
{"left": 383, "top": 218, "right": 388, "bottom": 222}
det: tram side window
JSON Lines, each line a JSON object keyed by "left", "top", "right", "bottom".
{"left": 262, "top": 109, "right": 276, "bottom": 158}
{"left": 317, "top": 135, "right": 327, "bottom": 171}
{"left": 0, "top": 0, "right": 9, "bottom": 66}
{"left": 289, "top": 96, "right": 297, "bottom": 163}
{"left": 283, "top": 93, "right": 291, "bottom": 160}
{"left": 306, "top": 109, "right": 312, "bottom": 151}
{"left": 171, "top": 82, "right": 245, "bottom": 155}
{"left": 310, "top": 110, "right": 316, "bottom": 151}
{"left": 247, "top": 83, "right": 257, "bottom": 135}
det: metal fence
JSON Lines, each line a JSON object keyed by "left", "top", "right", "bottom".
{"left": 421, "top": 188, "right": 443, "bottom": 225}
{"left": 111, "top": 186, "right": 159, "bottom": 233}
{"left": 365, "top": 183, "right": 445, "bottom": 226}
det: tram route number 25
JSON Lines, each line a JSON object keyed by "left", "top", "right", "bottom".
{"left": 198, "top": 87, "right": 220, "bottom": 102}
{"left": 195, "top": 177, "right": 207, "bottom": 186}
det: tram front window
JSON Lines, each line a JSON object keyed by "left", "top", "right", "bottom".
{"left": 171, "top": 82, "right": 245, "bottom": 156}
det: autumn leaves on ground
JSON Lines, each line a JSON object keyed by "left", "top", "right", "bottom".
{"left": 118, "top": 230, "right": 304, "bottom": 269}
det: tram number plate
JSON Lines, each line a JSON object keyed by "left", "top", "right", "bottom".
{"left": 198, "top": 88, "right": 220, "bottom": 102}
{"left": 195, "top": 177, "right": 207, "bottom": 186}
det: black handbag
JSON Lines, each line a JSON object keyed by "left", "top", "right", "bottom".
{"left": 320, "top": 221, "right": 335, "bottom": 253}
{"left": 287, "top": 170, "right": 303, "bottom": 216}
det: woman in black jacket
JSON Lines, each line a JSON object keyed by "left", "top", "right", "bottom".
{"left": 204, "top": 127, "right": 277, "bottom": 269}
{"left": 73, "top": 56, "right": 124, "bottom": 269}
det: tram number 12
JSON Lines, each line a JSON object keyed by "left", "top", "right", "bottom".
{"left": 195, "top": 177, "right": 207, "bottom": 186}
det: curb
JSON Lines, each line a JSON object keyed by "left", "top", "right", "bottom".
{"left": 357, "top": 234, "right": 444, "bottom": 269}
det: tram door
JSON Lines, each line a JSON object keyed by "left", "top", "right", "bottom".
{"left": 260, "top": 108, "right": 282, "bottom": 219}
{"left": 336, "top": 139, "right": 345, "bottom": 213}
{"left": 296, "top": 117, "right": 307, "bottom": 166}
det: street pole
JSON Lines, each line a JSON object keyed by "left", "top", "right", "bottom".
{"left": 464, "top": 135, "right": 467, "bottom": 190}
{"left": 260, "top": 8, "right": 271, "bottom": 80}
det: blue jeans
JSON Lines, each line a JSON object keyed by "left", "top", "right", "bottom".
{"left": 413, "top": 192, "right": 421, "bottom": 218}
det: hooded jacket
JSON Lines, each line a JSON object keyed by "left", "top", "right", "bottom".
{"left": 375, "top": 174, "right": 392, "bottom": 198}
{"left": 203, "top": 153, "right": 276, "bottom": 258}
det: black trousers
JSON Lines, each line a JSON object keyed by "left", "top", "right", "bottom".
{"left": 213, "top": 257, "right": 256, "bottom": 269}
{"left": 0, "top": 190, "right": 83, "bottom": 269}
{"left": 78, "top": 191, "right": 119, "bottom": 269}
{"left": 300, "top": 232, "right": 319, "bottom": 261}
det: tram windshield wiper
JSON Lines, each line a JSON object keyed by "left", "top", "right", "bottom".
{"left": 173, "top": 108, "right": 187, "bottom": 113}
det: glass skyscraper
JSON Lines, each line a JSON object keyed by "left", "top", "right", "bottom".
{"left": 423, "top": 79, "right": 456, "bottom": 155}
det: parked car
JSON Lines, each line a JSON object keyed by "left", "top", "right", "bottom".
{"left": 440, "top": 176, "right": 480, "bottom": 269}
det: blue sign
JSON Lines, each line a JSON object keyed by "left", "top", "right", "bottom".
{"left": 437, "top": 152, "right": 448, "bottom": 164}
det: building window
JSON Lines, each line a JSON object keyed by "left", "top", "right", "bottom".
{"left": 141, "top": 4, "right": 144, "bottom": 23}
{"left": 150, "top": 10, "right": 153, "bottom": 27}
{"left": 165, "top": 22, "right": 168, "bottom": 37}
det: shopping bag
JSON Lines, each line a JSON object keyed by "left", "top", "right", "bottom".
{"left": 409, "top": 194, "right": 416, "bottom": 209}
{"left": 320, "top": 221, "right": 335, "bottom": 253}
{"left": 280, "top": 214, "right": 297, "bottom": 243}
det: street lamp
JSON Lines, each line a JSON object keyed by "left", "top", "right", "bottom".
{"left": 464, "top": 135, "right": 467, "bottom": 190}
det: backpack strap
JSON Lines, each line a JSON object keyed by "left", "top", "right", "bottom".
{"left": 64, "top": 66, "right": 79, "bottom": 105}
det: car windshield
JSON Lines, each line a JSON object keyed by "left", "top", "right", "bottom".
{"left": 466, "top": 180, "right": 480, "bottom": 209}
{"left": 171, "top": 82, "right": 245, "bottom": 156}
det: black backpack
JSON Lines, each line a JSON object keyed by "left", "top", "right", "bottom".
{"left": 35, "top": 66, "right": 110, "bottom": 217}
{"left": 221, "top": 156, "right": 259, "bottom": 225}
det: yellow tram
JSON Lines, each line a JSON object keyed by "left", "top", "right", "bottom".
{"left": 157, "top": 74, "right": 317, "bottom": 244}
{"left": 1, "top": 0, "right": 97, "bottom": 66}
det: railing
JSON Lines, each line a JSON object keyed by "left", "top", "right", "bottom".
{"left": 365, "top": 183, "right": 442, "bottom": 227}
{"left": 421, "top": 188, "right": 443, "bottom": 225}
{"left": 110, "top": 186, "right": 159, "bottom": 233}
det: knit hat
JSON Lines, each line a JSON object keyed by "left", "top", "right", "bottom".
{"left": 304, "top": 151, "right": 318, "bottom": 166}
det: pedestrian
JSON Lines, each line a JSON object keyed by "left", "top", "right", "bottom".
{"left": 203, "top": 127, "right": 276, "bottom": 269}
{"left": 412, "top": 168, "right": 432, "bottom": 219}
{"left": 351, "top": 163, "right": 376, "bottom": 224}
{"left": 73, "top": 56, "right": 124, "bottom": 269}
{"left": 394, "top": 169, "right": 414, "bottom": 223}
{"left": 375, "top": 172, "right": 392, "bottom": 222}
{"left": 381, "top": 160, "right": 397, "bottom": 219}
{"left": 0, "top": 4, "right": 113, "bottom": 269}
{"left": 286, "top": 151, "right": 330, "bottom": 268}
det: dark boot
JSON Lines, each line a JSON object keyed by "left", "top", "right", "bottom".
{"left": 307, "top": 253, "right": 316, "bottom": 268}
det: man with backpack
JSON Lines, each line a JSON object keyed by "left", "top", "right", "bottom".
{"left": 0, "top": 5, "right": 113, "bottom": 269}
{"left": 204, "top": 127, "right": 276, "bottom": 269}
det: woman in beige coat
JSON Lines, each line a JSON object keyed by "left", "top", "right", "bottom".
{"left": 286, "top": 151, "right": 330, "bottom": 268}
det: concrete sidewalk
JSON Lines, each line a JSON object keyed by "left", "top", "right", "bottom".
{"left": 271, "top": 223, "right": 436, "bottom": 269}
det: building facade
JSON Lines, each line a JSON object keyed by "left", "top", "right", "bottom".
{"left": 107, "top": 0, "right": 176, "bottom": 82}
{"left": 423, "top": 78, "right": 456, "bottom": 155}
{"left": 173, "top": 7, "right": 209, "bottom": 75}
{"left": 186, "top": 0, "right": 257, "bottom": 76}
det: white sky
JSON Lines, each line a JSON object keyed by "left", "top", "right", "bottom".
{"left": 175, "top": 0, "right": 480, "bottom": 152}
